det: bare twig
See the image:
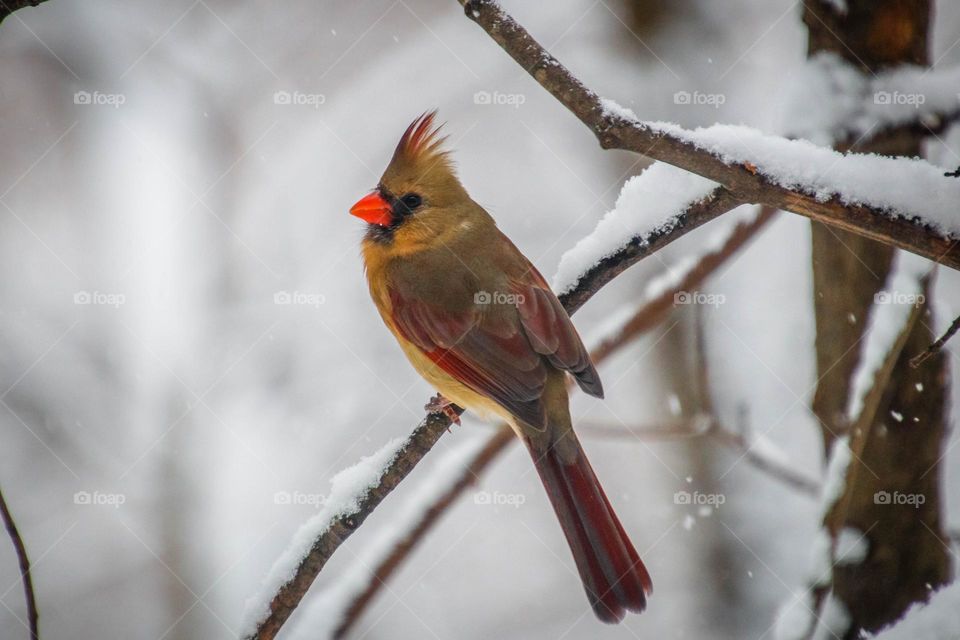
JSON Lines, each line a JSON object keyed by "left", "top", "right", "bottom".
{"left": 910, "top": 312, "right": 960, "bottom": 368}
{"left": 458, "top": 0, "right": 960, "bottom": 272}
{"left": 571, "top": 419, "right": 822, "bottom": 497}
{"left": 707, "top": 425, "right": 821, "bottom": 497}
{"left": 0, "top": 485, "right": 38, "bottom": 640}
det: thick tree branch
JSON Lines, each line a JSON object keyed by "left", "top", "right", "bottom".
{"left": 458, "top": 0, "right": 960, "bottom": 272}
{"left": 0, "top": 485, "right": 38, "bottom": 640}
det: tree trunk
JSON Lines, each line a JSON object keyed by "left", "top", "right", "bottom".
{"left": 804, "top": 1, "right": 951, "bottom": 635}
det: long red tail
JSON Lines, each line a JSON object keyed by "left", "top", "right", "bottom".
{"left": 526, "top": 433, "right": 652, "bottom": 623}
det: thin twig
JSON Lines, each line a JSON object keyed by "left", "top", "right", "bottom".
{"left": 458, "top": 0, "right": 960, "bottom": 272}
{"left": 0, "top": 485, "right": 38, "bottom": 640}
{"left": 706, "top": 424, "right": 821, "bottom": 497}
{"left": 573, "top": 418, "right": 821, "bottom": 497}
{"left": 910, "top": 312, "right": 960, "bottom": 368}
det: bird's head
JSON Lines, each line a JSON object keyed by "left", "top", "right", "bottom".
{"left": 350, "top": 111, "right": 473, "bottom": 246}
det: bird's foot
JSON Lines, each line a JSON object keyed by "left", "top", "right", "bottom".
{"left": 425, "top": 393, "right": 461, "bottom": 426}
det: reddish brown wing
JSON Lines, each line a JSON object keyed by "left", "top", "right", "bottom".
{"left": 387, "top": 250, "right": 602, "bottom": 427}
{"left": 513, "top": 265, "right": 603, "bottom": 399}
{"left": 388, "top": 288, "right": 549, "bottom": 427}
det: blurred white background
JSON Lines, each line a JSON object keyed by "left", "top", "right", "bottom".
{"left": 0, "top": 1, "right": 958, "bottom": 638}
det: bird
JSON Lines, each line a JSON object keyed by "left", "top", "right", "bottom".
{"left": 349, "top": 111, "right": 652, "bottom": 623}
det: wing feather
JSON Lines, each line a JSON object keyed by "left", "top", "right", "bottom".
{"left": 386, "top": 232, "right": 603, "bottom": 427}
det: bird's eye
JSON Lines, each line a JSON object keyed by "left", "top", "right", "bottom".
{"left": 399, "top": 193, "right": 422, "bottom": 213}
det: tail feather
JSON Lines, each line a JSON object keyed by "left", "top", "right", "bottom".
{"left": 526, "top": 434, "right": 652, "bottom": 623}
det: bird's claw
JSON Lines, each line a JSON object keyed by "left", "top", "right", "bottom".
{"left": 425, "top": 393, "right": 461, "bottom": 426}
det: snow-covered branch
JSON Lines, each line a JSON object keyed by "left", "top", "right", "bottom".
{"left": 241, "top": 416, "right": 458, "bottom": 640}
{"left": 785, "top": 53, "right": 960, "bottom": 150}
{"left": 459, "top": 0, "right": 960, "bottom": 271}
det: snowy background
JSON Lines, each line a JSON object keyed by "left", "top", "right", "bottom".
{"left": 0, "top": 1, "right": 958, "bottom": 639}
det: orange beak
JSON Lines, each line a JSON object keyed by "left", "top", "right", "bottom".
{"left": 350, "top": 191, "right": 393, "bottom": 227}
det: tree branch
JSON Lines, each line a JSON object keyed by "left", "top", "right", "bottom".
{"left": 0, "top": 1, "right": 48, "bottom": 25}
{"left": 910, "top": 312, "right": 960, "bottom": 368}
{"left": 0, "top": 485, "right": 38, "bottom": 640}
{"left": 458, "top": 0, "right": 960, "bottom": 272}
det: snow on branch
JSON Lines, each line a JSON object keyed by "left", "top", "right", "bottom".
{"left": 846, "top": 253, "right": 931, "bottom": 423}
{"left": 871, "top": 580, "right": 960, "bottom": 640}
{"left": 288, "top": 434, "right": 494, "bottom": 639}
{"left": 553, "top": 163, "right": 721, "bottom": 297}
{"left": 240, "top": 422, "right": 458, "bottom": 640}
{"left": 459, "top": 0, "right": 960, "bottom": 272}
{"left": 785, "top": 53, "right": 960, "bottom": 148}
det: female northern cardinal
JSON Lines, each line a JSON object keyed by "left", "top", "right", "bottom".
{"left": 350, "top": 112, "right": 652, "bottom": 623}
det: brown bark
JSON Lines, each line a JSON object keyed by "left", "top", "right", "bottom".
{"left": 804, "top": 1, "right": 951, "bottom": 635}
{"left": 807, "top": 1, "right": 927, "bottom": 454}
{"left": 824, "top": 278, "right": 950, "bottom": 636}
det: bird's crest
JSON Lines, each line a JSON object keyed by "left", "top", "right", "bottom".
{"left": 387, "top": 110, "right": 453, "bottom": 175}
